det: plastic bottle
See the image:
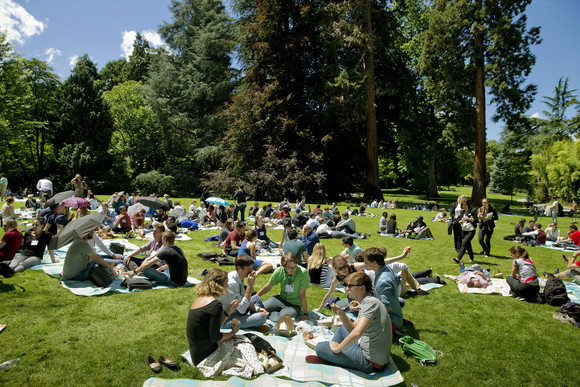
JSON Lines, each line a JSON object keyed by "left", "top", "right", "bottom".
{"left": 0, "top": 359, "right": 20, "bottom": 372}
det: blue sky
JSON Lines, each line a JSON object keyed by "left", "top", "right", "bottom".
{"left": 1, "top": 0, "right": 579, "bottom": 140}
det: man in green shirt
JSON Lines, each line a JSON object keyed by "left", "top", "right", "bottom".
{"left": 257, "top": 252, "right": 310, "bottom": 322}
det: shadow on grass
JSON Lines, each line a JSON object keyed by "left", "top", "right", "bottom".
{"left": 0, "top": 280, "right": 22, "bottom": 293}
{"left": 390, "top": 353, "right": 411, "bottom": 374}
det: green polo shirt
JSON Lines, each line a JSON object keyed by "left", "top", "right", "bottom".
{"left": 268, "top": 265, "right": 310, "bottom": 306}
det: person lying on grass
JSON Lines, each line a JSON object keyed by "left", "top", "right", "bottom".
{"left": 309, "top": 272, "right": 391, "bottom": 373}
{"left": 127, "top": 231, "right": 188, "bottom": 287}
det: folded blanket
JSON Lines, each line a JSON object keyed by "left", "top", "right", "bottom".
{"left": 197, "top": 335, "right": 264, "bottom": 379}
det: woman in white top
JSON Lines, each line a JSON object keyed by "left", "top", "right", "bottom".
{"left": 545, "top": 223, "right": 560, "bottom": 242}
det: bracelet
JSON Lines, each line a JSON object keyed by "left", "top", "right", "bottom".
{"left": 224, "top": 311, "right": 229, "bottom": 317}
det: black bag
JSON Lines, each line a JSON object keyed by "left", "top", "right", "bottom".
{"left": 88, "top": 265, "right": 114, "bottom": 288}
{"left": 543, "top": 277, "right": 569, "bottom": 306}
{"left": 197, "top": 252, "right": 219, "bottom": 261}
{"left": 109, "top": 242, "right": 125, "bottom": 255}
{"left": 121, "top": 277, "right": 153, "bottom": 291}
{"left": 447, "top": 221, "right": 453, "bottom": 235}
{"left": 244, "top": 333, "right": 277, "bottom": 355}
{"left": 503, "top": 235, "right": 516, "bottom": 241}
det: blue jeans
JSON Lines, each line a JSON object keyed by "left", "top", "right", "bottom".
{"left": 315, "top": 326, "right": 374, "bottom": 373}
{"left": 222, "top": 295, "right": 267, "bottom": 329}
{"left": 263, "top": 295, "right": 301, "bottom": 322}
{"left": 70, "top": 261, "right": 97, "bottom": 281}
{"left": 233, "top": 204, "right": 247, "bottom": 221}
{"left": 143, "top": 267, "right": 177, "bottom": 287}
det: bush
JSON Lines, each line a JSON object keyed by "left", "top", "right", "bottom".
{"left": 133, "top": 170, "right": 175, "bottom": 196}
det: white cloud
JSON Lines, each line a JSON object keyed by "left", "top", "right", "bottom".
{"left": 531, "top": 112, "right": 542, "bottom": 119}
{"left": 142, "top": 30, "right": 165, "bottom": 48}
{"left": 68, "top": 55, "right": 78, "bottom": 67}
{"left": 120, "top": 29, "right": 168, "bottom": 58}
{"left": 121, "top": 30, "right": 137, "bottom": 59}
{"left": 0, "top": 0, "right": 45, "bottom": 45}
{"left": 44, "top": 47, "right": 61, "bottom": 64}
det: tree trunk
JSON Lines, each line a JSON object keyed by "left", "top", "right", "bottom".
{"left": 471, "top": 0, "right": 486, "bottom": 206}
{"left": 428, "top": 148, "right": 439, "bottom": 198}
{"left": 362, "top": 0, "right": 382, "bottom": 200}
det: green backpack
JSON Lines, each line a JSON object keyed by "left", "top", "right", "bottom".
{"left": 399, "top": 336, "right": 442, "bottom": 366}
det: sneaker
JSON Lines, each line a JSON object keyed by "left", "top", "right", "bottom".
{"left": 416, "top": 288, "right": 430, "bottom": 295}
{"left": 435, "top": 274, "right": 446, "bottom": 285}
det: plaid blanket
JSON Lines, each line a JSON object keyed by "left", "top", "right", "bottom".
{"left": 179, "top": 332, "right": 403, "bottom": 387}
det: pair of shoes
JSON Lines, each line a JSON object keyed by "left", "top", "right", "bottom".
{"left": 0, "top": 262, "right": 15, "bottom": 278}
{"left": 435, "top": 274, "right": 446, "bottom": 285}
{"left": 148, "top": 355, "right": 179, "bottom": 373}
{"left": 416, "top": 288, "right": 430, "bottom": 296}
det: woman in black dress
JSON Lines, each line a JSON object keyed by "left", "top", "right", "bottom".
{"left": 186, "top": 269, "right": 239, "bottom": 365}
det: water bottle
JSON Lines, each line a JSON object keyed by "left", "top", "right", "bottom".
{"left": 0, "top": 359, "right": 20, "bottom": 372}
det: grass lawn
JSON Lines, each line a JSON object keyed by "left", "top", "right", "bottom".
{"left": 1, "top": 190, "right": 579, "bottom": 386}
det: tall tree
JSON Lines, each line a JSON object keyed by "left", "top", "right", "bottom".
{"left": 126, "top": 33, "right": 152, "bottom": 83}
{"left": 55, "top": 55, "right": 114, "bottom": 191}
{"left": 540, "top": 76, "right": 578, "bottom": 140}
{"left": 421, "top": 0, "right": 540, "bottom": 205}
{"left": 147, "top": 0, "right": 236, "bottom": 191}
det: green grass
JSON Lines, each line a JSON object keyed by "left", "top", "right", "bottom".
{"left": 1, "top": 193, "right": 580, "bottom": 386}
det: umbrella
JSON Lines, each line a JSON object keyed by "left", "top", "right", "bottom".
{"left": 111, "top": 191, "right": 125, "bottom": 207}
{"left": 45, "top": 191, "right": 75, "bottom": 208}
{"left": 205, "top": 197, "right": 230, "bottom": 207}
{"left": 48, "top": 213, "right": 105, "bottom": 250}
{"left": 127, "top": 202, "right": 147, "bottom": 215}
{"left": 60, "top": 197, "right": 91, "bottom": 209}
{"left": 138, "top": 197, "right": 168, "bottom": 210}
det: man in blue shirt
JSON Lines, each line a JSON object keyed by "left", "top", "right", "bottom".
{"left": 299, "top": 224, "right": 320, "bottom": 256}
{"left": 363, "top": 247, "right": 404, "bottom": 335}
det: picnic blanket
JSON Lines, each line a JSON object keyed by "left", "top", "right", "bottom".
{"left": 538, "top": 240, "right": 580, "bottom": 252}
{"left": 144, "top": 374, "right": 328, "bottom": 387}
{"left": 445, "top": 275, "right": 512, "bottom": 297}
{"left": 144, "top": 232, "right": 192, "bottom": 241}
{"left": 179, "top": 333, "right": 403, "bottom": 387}
{"left": 39, "top": 263, "right": 200, "bottom": 296}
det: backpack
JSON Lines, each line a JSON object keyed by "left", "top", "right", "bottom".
{"left": 543, "top": 277, "right": 569, "bottom": 306}
{"left": 88, "top": 265, "right": 114, "bottom": 288}
{"left": 399, "top": 336, "right": 442, "bottom": 366}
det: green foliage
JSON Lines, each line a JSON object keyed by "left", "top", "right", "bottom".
{"left": 531, "top": 139, "right": 580, "bottom": 202}
{"left": 98, "top": 58, "right": 128, "bottom": 91}
{"left": 489, "top": 145, "right": 529, "bottom": 196}
{"left": 54, "top": 55, "right": 115, "bottom": 191}
{"left": 134, "top": 170, "right": 176, "bottom": 196}
{"left": 102, "top": 80, "right": 164, "bottom": 176}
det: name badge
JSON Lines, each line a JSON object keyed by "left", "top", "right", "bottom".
{"left": 285, "top": 284, "right": 294, "bottom": 293}
{"left": 31, "top": 240, "right": 39, "bottom": 246}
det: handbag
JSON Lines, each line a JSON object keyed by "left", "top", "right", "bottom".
{"left": 109, "top": 242, "right": 125, "bottom": 255}
{"left": 121, "top": 277, "right": 153, "bottom": 291}
{"left": 88, "top": 265, "right": 114, "bottom": 288}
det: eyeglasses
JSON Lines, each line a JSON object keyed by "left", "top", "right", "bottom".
{"left": 345, "top": 284, "right": 362, "bottom": 289}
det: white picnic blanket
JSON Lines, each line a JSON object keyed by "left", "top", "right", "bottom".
{"left": 445, "top": 275, "right": 511, "bottom": 296}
